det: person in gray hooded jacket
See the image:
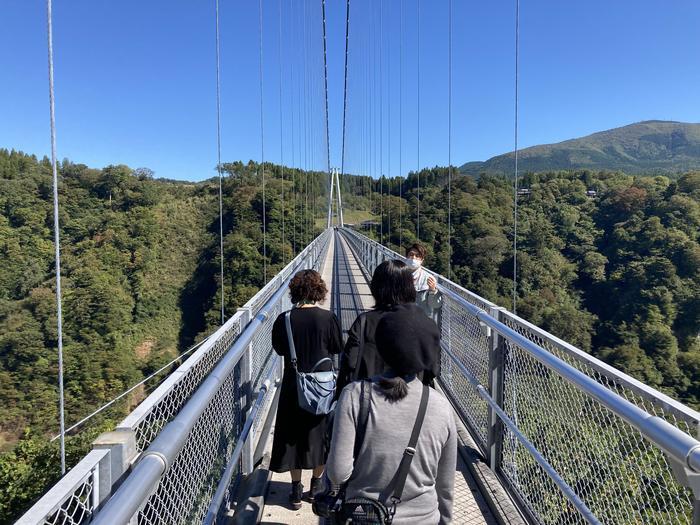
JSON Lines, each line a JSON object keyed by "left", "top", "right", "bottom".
{"left": 327, "top": 304, "right": 456, "bottom": 524}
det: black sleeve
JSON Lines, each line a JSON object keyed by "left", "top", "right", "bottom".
{"left": 335, "top": 316, "right": 361, "bottom": 398}
{"left": 271, "top": 313, "right": 287, "bottom": 357}
{"left": 329, "top": 312, "right": 343, "bottom": 355}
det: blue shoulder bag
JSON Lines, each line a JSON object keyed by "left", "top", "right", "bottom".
{"left": 285, "top": 310, "right": 337, "bottom": 415}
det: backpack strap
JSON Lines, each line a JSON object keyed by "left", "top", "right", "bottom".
{"left": 284, "top": 310, "right": 298, "bottom": 369}
{"left": 386, "top": 385, "right": 430, "bottom": 504}
{"left": 353, "top": 379, "right": 371, "bottom": 461}
{"left": 351, "top": 315, "right": 368, "bottom": 382}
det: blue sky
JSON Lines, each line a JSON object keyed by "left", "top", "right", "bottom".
{"left": 2, "top": 0, "right": 699, "bottom": 181}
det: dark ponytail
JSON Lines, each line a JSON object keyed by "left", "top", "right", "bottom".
{"left": 377, "top": 376, "right": 409, "bottom": 402}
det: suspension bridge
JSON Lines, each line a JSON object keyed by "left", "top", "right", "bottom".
{"left": 12, "top": 0, "right": 700, "bottom": 524}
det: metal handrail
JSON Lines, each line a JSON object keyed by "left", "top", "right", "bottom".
{"left": 90, "top": 231, "right": 330, "bottom": 524}
{"left": 203, "top": 368, "right": 276, "bottom": 524}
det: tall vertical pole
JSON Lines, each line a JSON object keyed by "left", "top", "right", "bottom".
{"left": 47, "top": 0, "right": 66, "bottom": 474}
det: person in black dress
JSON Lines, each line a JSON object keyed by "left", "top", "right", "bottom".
{"left": 270, "top": 269, "right": 342, "bottom": 509}
{"left": 335, "top": 259, "right": 441, "bottom": 396}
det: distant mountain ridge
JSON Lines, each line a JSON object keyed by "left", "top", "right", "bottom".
{"left": 460, "top": 121, "right": 700, "bottom": 176}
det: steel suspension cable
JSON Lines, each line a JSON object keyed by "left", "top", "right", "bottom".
{"left": 278, "top": 0, "right": 286, "bottom": 261}
{"left": 379, "top": 0, "right": 384, "bottom": 245}
{"left": 513, "top": 0, "right": 520, "bottom": 314}
{"left": 258, "top": 0, "right": 267, "bottom": 283}
{"left": 215, "top": 0, "right": 225, "bottom": 324}
{"left": 290, "top": 0, "right": 297, "bottom": 254}
{"left": 448, "top": 0, "right": 452, "bottom": 280}
{"left": 321, "top": 0, "right": 332, "bottom": 224}
{"left": 416, "top": 0, "right": 421, "bottom": 241}
{"left": 340, "top": 0, "right": 351, "bottom": 225}
{"left": 46, "top": 0, "right": 66, "bottom": 475}
{"left": 302, "top": 1, "right": 309, "bottom": 241}
{"left": 399, "top": 0, "right": 403, "bottom": 248}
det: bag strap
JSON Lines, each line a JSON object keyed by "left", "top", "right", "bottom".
{"left": 387, "top": 385, "right": 430, "bottom": 504}
{"left": 284, "top": 310, "right": 298, "bottom": 369}
{"left": 353, "top": 379, "right": 371, "bottom": 461}
{"left": 351, "top": 315, "right": 367, "bottom": 382}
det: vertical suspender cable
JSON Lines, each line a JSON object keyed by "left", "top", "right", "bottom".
{"left": 46, "top": 0, "right": 66, "bottom": 475}
{"left": 378, "top": 3, "right": 382, "bottom": 243}
{"left": 399, "top": 0, "right": 403, "bottom": 249}
{"left": 448, "top": 0, "right": 452, "bottom": 280}
{"left": 321, "top": 0, "right": 332, "bottom": 225}
{"left": 340, "top": 0, "right": 351, "bottom": 228}
{"left": 214, "top": 0, "right": 225, "bottom": 324}
{"left": 290, "top": 0, "right": 297, "bottom": 254}
{"left": 258, "top": 0, "right": 267, "bottom": 283}
{"left": 416, "top": 0, "right": 421, "bottom": 241}
{"left": 387, "top": 3, "right": 391, "bottom": 250}
{"left": 302, "top": 1, "right": 309, "bottom": 242}
{"left": 513, "top": 0, "right": 520, "bottom": 314}
{"left": 278, "top": 0, "right": 286, "bottom": 261}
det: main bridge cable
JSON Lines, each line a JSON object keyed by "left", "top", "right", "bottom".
{"left": 340, "top": 0, "right": 351, "bottom": 227}
{"left": 258, "top": 0, "right": 267, "bottom": 283}
{"left": 215, "top": 0, "right": 225, "bottom": 325}
{"left": 46, "top": 0, "right": 66, "bottom": 475}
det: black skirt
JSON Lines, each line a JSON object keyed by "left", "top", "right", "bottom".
{"left": 269, "top": 371, "right": 332, "bottom": 471}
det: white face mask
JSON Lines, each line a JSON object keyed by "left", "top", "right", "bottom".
{"left": 407, "top": 258, "right": 421, "bottom": 270}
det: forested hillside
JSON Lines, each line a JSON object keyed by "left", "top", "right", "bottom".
{"left": 368, "top": 167, "right": 700, "bottom": 406}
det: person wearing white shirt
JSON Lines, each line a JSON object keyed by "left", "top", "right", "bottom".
{"left": 405, "top": 243, "right": 443, "bottom": 327}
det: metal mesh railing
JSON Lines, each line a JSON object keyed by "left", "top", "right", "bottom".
{"left": 16, "top": 449, "right": 108, "bottom": 525}
{"left": 42, "top": 471, "right": 96, "bottom": 525}
{"left": 138, "top": 365, "right": 242, "bottom": 525}
{"left": 342, "top": 227, "right": 700, "bottom": 525}
{"left": 499, "top": 314, "right": 697, "bottom": 525}
{"left": 127, "top": 230, "right": 330, "bottom": 524}
{"left": 124, "top": 316, "right": 244, "bottom": 452}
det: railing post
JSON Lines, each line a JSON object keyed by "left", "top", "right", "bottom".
{"left": 486, "top": 306, "right": 507, "bottom": 471}
{"left": 92, "top": 428, "right": 138, "bottom": 506}
{"left": 237, "top": 307, "right": 254, "bottom": 475}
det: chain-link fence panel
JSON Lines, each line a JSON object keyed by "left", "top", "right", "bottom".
{"left": 439, "top": 294, "right": 491, "bottom": 450}
{"left": 124, "top": 316, "right": 243, "bottom": 452}
{"left": 499, "top": 314, "right": 697, "bottom": 525}
{"left": 137, "top": 364, "right": 242, "bottom": 525}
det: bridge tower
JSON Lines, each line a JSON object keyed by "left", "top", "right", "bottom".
{"left": 326, "top": 167, "right": 344, "bottom": 227}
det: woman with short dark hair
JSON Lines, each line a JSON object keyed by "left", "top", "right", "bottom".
{"left": 335, "top": 259, "right": 440, "bottom": 396}
{"left": 270, "top": 269, "right": 343, "bottom": 509}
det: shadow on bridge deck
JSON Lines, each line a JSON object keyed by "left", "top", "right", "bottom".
{"left": 240, "top": 231, "right": 522, "bottom": 524}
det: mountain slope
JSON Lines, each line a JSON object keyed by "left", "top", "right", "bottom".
{"left": 460, "top": 121, "right": 700, "bottom": 176}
